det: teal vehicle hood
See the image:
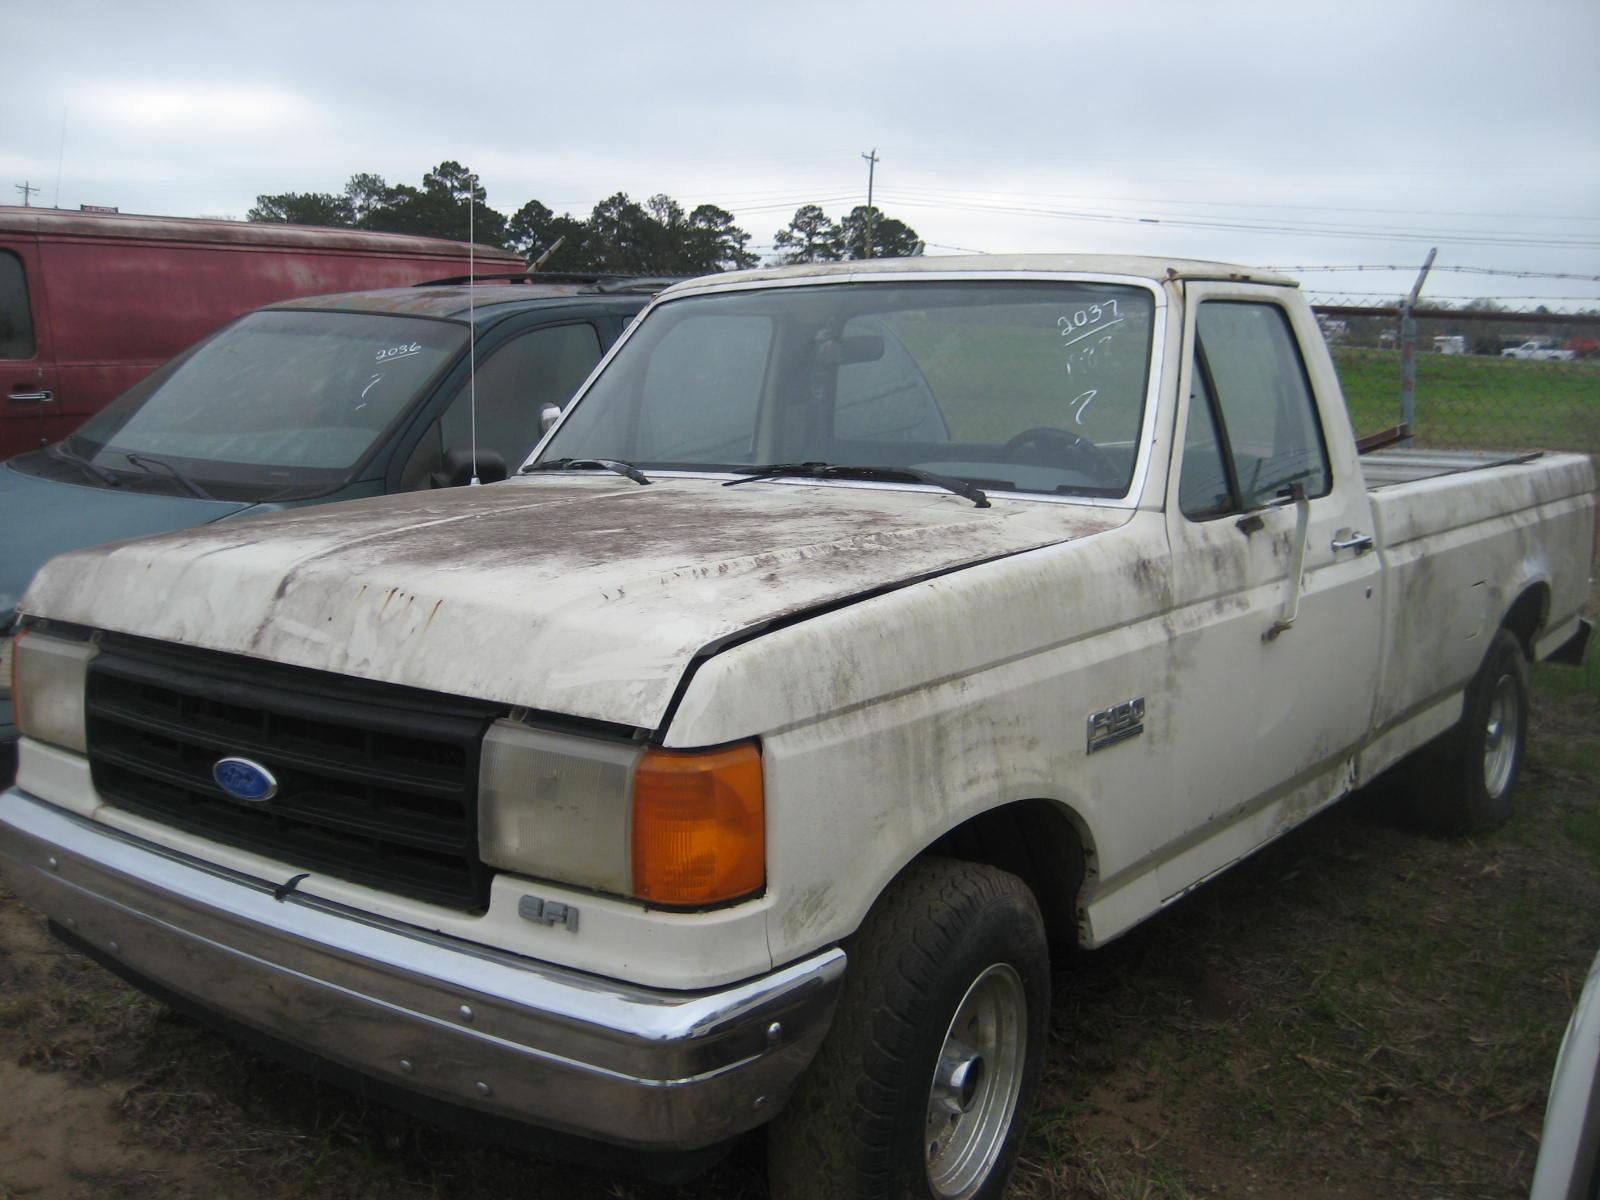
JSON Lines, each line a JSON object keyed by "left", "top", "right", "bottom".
{"left": 0, "top": 460, "right": 258, "bottom": 615}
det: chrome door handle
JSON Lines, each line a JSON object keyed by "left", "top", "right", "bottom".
{"left": 8, "top": 390, "right": 53, "bottom": 404}
{"left": 1331, "top": 531, "right": 1374, "bottom": 554}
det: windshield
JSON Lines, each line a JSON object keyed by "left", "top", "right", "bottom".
{"left": 539, "top": 280, "right": 1156, "bottom": 498}
{"left": 66, "top": 310, "right": 468, "bottom": 499}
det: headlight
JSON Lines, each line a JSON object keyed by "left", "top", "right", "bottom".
{"left": 11, "top": 629, "right": 96, "bottom": 752}
{"left": 478, "top": 720, "right": 764, "bottom": 907}
{"left": 479, "top": 721, "right": 641, "bottom": 894}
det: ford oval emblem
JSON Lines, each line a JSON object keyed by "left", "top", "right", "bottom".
{"left": 213, "top": 757, "right": 278, "bottom": 802}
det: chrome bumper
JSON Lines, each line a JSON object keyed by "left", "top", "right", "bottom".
{"left": 0, "top": 789, "right": 844, "bottom": 1151}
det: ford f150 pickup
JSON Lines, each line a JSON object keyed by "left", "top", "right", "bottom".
{"left": 2, "top": 255, "right": 1594, "bottom": 1200}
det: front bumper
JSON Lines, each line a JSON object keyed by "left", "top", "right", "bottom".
{"left": 0, "top": 789, "right": 844, "bottom": 1151}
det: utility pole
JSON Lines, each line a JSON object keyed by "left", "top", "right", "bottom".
{"left": 860, "top": 148, "right": 879, "bottom": 259}
{"left": 15, "top": 181, "right": 39, "bottom": 207}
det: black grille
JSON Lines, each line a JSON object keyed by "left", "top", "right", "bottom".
{"left": 86, "top": 637, "right": 502, "bottom": 912}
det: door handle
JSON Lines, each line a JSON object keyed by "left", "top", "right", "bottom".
{"left": 1331, "top": 531, "right": 1374, "bottom": 554}
{"left": 8, "top": 389, "right": 53, "bottom": 404}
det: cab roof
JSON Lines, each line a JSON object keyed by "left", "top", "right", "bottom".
{"left": 658, "top": 253, "right": 1297, "bottom": 297}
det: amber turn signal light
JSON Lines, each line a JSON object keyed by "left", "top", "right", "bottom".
{"left": 632, "top": 742, "right": 764, "bottom": 906}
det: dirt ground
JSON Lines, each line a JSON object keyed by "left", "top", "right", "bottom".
{"left": 1, "top": 656, "right": 1596, "bottom": 1200}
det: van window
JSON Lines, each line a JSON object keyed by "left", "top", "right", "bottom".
{"left": 0, "top": 251, "right": 35, "bottom": 359}
{"left": 435, "top": 322, "right": 604, "bottom": 469}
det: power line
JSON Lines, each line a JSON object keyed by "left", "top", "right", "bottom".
{"left": 874, "top": 182, "right": 1600, "bottom": 226}
{"left": 869, "top": 191, "right": 1600, "bottom": 251}
{"left": 14, "top": 181, "right": 39, "bottom": 206}
{"left": 875, "top": 190, "right": 1600, "bottom": 248}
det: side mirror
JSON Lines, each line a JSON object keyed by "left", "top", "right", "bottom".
{"left": 431, "top": 448, "right": 507, "bottom": 488}
{"left": 539, "top": 402, "right": 563, "bottom": 435}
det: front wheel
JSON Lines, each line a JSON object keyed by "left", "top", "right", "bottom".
{"left": 767, "top": 858, "right": 1049, "bottom": 1200}
{"left": 1399, "top": 628, "right": 1530, "bottom": 834}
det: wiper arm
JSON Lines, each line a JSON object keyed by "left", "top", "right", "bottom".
{"left": 522, "top": 457, "right": 651, "bottom": 485}
{"left": 724, "top": 462, "right": 990, "bottom": 509}
{"left": 123, "top": 452, "right": 215, "bottom": 500}
{"left": 51, "top": 442, "right": 121, "bottom": 488}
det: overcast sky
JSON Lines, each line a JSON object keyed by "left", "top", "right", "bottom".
{"left": 7, "top": 0, "right": 1598, "bottom": 306}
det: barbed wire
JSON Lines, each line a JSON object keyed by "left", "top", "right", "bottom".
{"left": 1267, "top": 265, "right": 1600, "bottom": 282}
{"left": 1304, "top": 290, "right": 1600, "bottom": 304}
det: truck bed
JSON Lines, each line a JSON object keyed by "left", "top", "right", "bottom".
{"left": 1361, "top": 447, "right": 1546, "bottom": 489}
{"left": 1361, "top": 447, "right": 1595, "bottom": 738}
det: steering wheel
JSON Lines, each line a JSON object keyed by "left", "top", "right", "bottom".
{"left": 1001, "top": 427, "right": 1119, "bottom": 485}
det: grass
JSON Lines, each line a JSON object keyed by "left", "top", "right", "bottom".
{"left": 1334, "top": 348, "right": 1600, "bottom": 453}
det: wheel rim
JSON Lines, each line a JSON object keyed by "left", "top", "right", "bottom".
{"left": 924, "top": 963, "right": 1027, "bottom": 1199}
{"left": 1483, "top": 672, "right": 1520, "bottom": 799}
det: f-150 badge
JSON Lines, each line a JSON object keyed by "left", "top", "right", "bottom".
{"left": 1087, "top": 698, "right": 1145, "bottom": 753}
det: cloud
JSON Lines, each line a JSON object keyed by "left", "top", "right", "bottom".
{"left": 78, "top": 82, "right": 317, "bottom": 134}
{"left": 6, "top": 0, "right": 1595, "bottom": 301}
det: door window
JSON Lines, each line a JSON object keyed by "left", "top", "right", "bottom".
{"left": 437, "top": 322, "right": 603, "bottom": 463}
{"left": 1178, "top": 366, "right": 1235, "bottom": 520}
{"left": 0, "top": 250, "right": 35, "bottom": 359}
{"left": 1178, "top": 301, "right": 1330, "bottom": 518}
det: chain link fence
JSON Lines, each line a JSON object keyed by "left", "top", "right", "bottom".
{"left": 1306, "top": 297, "right": 1600, "bottom": 455}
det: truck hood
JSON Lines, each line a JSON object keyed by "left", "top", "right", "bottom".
{"left": 0, "top": 457, "right": 256, "bottom": 615}
{"left": 22, "top": 475, "right": 1129, "bottom": 731}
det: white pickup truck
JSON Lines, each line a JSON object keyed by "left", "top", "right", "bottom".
{"left": 1502, "top": 340, "right": 1577, "bottom": 362}
{"left": 3, "top": 255, "right": 1594, "bottom": 1200}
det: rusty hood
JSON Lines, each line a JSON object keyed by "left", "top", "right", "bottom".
{"left": 21, "top": 475, "right": 1128, "bottom": 731}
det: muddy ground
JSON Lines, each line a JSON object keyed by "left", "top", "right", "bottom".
{"left": 1, "top": 657, "right": 1596, "bottom": 1199}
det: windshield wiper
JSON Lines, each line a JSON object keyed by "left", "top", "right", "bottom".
{"left": 522, "top": 457, "right": 651, "bottom": 485}
{"left": 724, "top": 462, "right": 990, "bottom": 509}
{"left": 123, "top": 452, "right": 216, "bottom": 500}
{"left": 51, "top": 442, "right": 121, "bottom": 488}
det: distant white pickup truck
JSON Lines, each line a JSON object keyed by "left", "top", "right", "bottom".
{"left": 3, "top": 255, "right": 1594, "bottom": 1200}
{"left": 1502, "top": 340, "right": 1576, "bottom": 361}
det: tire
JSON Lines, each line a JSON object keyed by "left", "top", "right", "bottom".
{"left": 1399, "top": 628, "right": 1530, "bottom": 835}
{"left": 767, "top": 857, "right": 1049, "bottom": 1200}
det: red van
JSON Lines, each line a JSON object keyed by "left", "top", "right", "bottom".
{"left": 0, "top": 207, "right": 523, "bottom": 457}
